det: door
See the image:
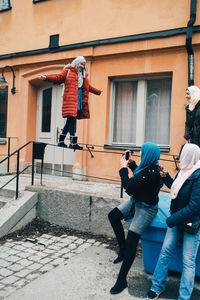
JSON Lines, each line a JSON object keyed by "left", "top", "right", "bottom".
{"left": 36, "top": 83, "right": 75, "bottom": 176}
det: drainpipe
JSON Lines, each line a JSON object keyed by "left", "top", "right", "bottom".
{"left": 185, "top": 0, "right": 197, "bottom": 86}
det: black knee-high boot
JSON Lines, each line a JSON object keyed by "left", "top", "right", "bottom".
{"left": 108, "top": 208, "right": 126, "bottom": 264}
{"left": 110, "top": 230, "right": 140, "bottom": 294}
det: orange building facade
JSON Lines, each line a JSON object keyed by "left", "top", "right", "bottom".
{"left": 0, "top": 0, "right": 200, "bottom": 182}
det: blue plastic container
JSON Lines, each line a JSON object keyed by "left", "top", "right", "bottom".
{"left": 140, "top": 193, "right": 200, "bottom": 277}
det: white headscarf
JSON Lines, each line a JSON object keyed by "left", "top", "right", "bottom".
{"left": 64, "top": 56, "right": 86, "bottom": 88}
{"left": 187, "top": 85, "right": 200, "bottom": 111}
{"left": 170, "top": 143, "right": 200, "bottom": 199}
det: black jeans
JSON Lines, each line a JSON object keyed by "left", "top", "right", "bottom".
{"left": 59, "top": 117, "right": 77, "bottom": 142}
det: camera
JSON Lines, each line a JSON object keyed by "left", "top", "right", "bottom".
{"left": 125, "top": 150, "right": 131, "bottom": 160}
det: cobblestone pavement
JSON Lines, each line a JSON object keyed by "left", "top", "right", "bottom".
{"left": 0, "top": 233, "right": 105, "bottom": 299}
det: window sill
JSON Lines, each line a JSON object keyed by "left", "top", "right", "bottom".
{"left": 0, "top": 8, "right": 12, "bottom": 12}
{"left": 0, "top": 138, "right": 7, "bottom": 145}
{"left": 104, "top": 144, "right": 170, "bottom": 152}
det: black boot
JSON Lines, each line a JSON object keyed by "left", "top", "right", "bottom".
{"left": 110, "top": 230, "right": 140, "bottom": 295}
{"left": 108, "top": 208, "right": 125, "bottom": 264}
{"left": 58, "top": 133, "right": 67, "bottom": 148}
{"left": 69, "top": 136, "right": 83, "bottom": 151}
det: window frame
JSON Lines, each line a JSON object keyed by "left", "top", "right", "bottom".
{"left": 108, "top": 74, "right": 172, "bottom": 151}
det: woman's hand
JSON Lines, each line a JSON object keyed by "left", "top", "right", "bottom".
{"left": 120, "top": 155, "right": 129, "bottom": 168}
{"left": 158, "top": 165, "right": 167, "bottom": 177}
{"left": 38, "top": 75, "right": 46, "bottom": 80}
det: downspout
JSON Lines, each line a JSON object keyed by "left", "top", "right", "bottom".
{"left": 185, "top": 0, "right": 197, "bottom": 86}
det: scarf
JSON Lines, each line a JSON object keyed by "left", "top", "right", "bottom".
{"left": 187, "top": 85, "right": 200, "bottom": 112}
{"left": 170, "top": 143, "right": 200, "bottom": 199}
{"left": 132, "top": 142, "right": 160, "bottom": 178}
{"left": 71, "top": 56, "right": 86, "bottom": 88}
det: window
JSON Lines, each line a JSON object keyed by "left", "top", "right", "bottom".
{"left": 109, "top": 76, "right": 172, "bottom": 148}
{"left": 0, "top": 87, "right": 8, "bottom": 138}
{"left": 0, "top": 0, "right": 12, "bottom": 11}
{"left": 41, "top": 88, "right": 52, "bottom": 132}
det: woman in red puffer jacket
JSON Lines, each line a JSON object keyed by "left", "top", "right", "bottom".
{"left": 39, "top": 56, "right": 102, "bottom": 150}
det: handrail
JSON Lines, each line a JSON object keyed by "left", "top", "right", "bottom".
{"left": 0, "top": 140, "right": 180, "bottom": 200}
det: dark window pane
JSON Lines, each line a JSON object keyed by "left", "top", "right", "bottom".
{"left": 42, "top": 88, "right": 52, "bottom": 132}
{"left": 0, "top": 0, "right": 12, "bottom": 11}
{"left": 0, "top": 87, "right": 8, "bottom": 137}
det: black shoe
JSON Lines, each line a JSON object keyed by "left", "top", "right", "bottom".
{"left": 69, "top": 144, "right": 83, "bottom": 150}
{"left": 58, "top": 142, "right": 68, "bottom": 148}
{"left": 110, "top": 279, "right": 127, "bottom": 295}
{"left": 113, "top": 254, "right": 124, "bottom": 264}
{"left": 147, "top": 289, "right": 164, "bottom": 300}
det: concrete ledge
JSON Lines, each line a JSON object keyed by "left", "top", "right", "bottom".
{"left": 0, "top": 191, "right": 38, "bottom": 238}
{"left": 27, "top": 186, "right": 123, "bottom": 237}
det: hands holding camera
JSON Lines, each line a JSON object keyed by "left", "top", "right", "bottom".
{"left": 120, "top": 151, "right": 132, "bottom": 168}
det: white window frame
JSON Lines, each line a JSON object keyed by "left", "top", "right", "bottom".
{"left": 109, "top": 74, "right": 172, "bottom": 148}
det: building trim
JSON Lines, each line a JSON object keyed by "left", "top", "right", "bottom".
{"left": 0, "top": 26, "right": 200, "bottom": 61}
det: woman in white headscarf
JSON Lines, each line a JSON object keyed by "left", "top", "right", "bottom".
{"left": 147, "top": 143, "right": 200, "bottom": 300}
{"left": 39, "top": 56, "right": 102, "bottom": 150}
{"left": 184, "top": 85, "right": 200, "bottom": 146}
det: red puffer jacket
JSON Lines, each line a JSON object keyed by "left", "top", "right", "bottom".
{"left": 45, "top": 67, "right": 101, "bottom": 119}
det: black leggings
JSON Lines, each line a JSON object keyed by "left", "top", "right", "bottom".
{"left": 60, "top": 117, "right": 77, "bottom": 142}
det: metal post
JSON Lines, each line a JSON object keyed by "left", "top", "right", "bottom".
{"left": 40, "top": 157, "right": 44, "bottom": 185}
{"left": 31, "top": 142, "right": 35, "bottom": 186}
{"left": 7, "top": 137, "right": 10, "bottom": 173}
{"left": 16, "top": 150, "right": 19, "bottom": 199}
{"left": 120, "top": 181, "right": 123, "bottom": 198}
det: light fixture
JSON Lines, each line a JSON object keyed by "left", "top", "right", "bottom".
{"left": 0, "top": 65, "right": 16, "bottom": 94}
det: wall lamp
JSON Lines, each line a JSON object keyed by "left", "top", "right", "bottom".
{"left": 0, "top": 65, "right": 16, "bottom": 94}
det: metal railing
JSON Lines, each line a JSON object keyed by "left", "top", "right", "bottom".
{"left": 0, "top": 140, "right": 180, "bottom": 200}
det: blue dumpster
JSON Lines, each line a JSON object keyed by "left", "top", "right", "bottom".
{"left": 141, "top": 193, "right": 200, "bottom": 276}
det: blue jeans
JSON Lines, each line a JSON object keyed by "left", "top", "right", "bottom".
{"left": 151, "top": 226, "right": 200, "bottom": 300}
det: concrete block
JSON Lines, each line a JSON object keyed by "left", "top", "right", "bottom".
{"left": 34, "top": 187, "right": 90, "bottom": 231}
{"left": 0, "top": 191, "right": 38, "bottom": 238}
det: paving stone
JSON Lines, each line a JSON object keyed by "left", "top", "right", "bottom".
{"left": 48, "top": 245, "right": 61, "bottom": 251}
{"left": 28, "top": 255, "right": 42, "bottom": 262}
{"left": 49, "top": 236, "right": 61, "bottom": 242}
{"left": 40, "top": 264, "right": 54, "bottom": 273}
{"left": 34, "top": 252, "right": 48, "bottom": 258}
{"left": 18, "top": 259, "right": 33, "bottom": 267}
{"left": 0, "top": 246, "right": 10, "bottom": 252}
{"left": 50, "top": 258, "right": 65, "bottom": 266}
{"left": 67, "top": 243, "right": 77, "bottom": 250}
{"left": 67, "top": 236, "right": 78, "bottom": 240}
{"left": 0, "top": 268, "right": 13, "bottom": 277}
{"left": 49, "top": 253, "right": 60, "bottom": 259}
{"left": 40, "top": 234, "right": 53, "bottom": 239}
{"left": 1, "top": 275, "right": 19, "bottom": 285}
{"left": 26, "top": 273, "right": 40, "bottom": 281}
{"left": 43, "top": 249, "right": 56, "bottom": 254}
{"left": 94, "top": 241, "right": 101, "bottom": 246}
{"left": 62, "top": 253, "right": 76, "bottom": 259}
{"left": 6, "top": 249, "right": 20, "bottom": 255}
{"left": 0, "top": 259, "right": 12, "bottom": 267}
{"left": 60, "top": 238, "right": 73, "bottom": 245}
{"left": 22, "top": 242, "right": 35, "bottom": 248}
{"left": 0, "top": 252, "right": 9, "bottom": 259}
{"left": 8, "top": 264, "right": 24, "bottom": 272}
{"left": 25, "top": 248, "right": 37, "bottom": 254}
{"left": 60, "top": 248, "right": 70, "bottom": 254}
{"left": 15, "top": 269, "right": 32, "bottom": 278}
{"left": 77, "top": 243, "right": 91, "bottom": 250}
{"left": 6, "top": 256, "right": 21, "bottom": 263}
{"left": 27, "top": 263, "right": 42, "bottom": 271}
{"left": 0, "top": 283, "right": 5, "bottom": 289}
{"left": 32, "top": 245, "right": 45, "bottom": 251}
{"left": 74, "top": 238, "right": 85, "bottom": 244}
{"left": 3, "top": 242, "right": 14, "bottom": 248}
{"left": 87, "top": 239, "right": 96, "bottom": 244}
{"left": 17, "top": 252, "right": 31, "bottom": 259}
{"left": 39, "top": 257, "right": 53, "bottom": 265}
{"left": 3, "top": 286, "right": 16, "bottom": 296}
{"left": 13, "top": 278, "right": 28, "bottom": 289}
{"left": 13, "top": 245, "right": 26, "bottom": 251}
{"left": 54, "top": 243, "right": 65, "bottom": 248}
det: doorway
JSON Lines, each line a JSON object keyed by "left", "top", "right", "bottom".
{"left": 36, "top": 83, "right": 75, "bottom": 176}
